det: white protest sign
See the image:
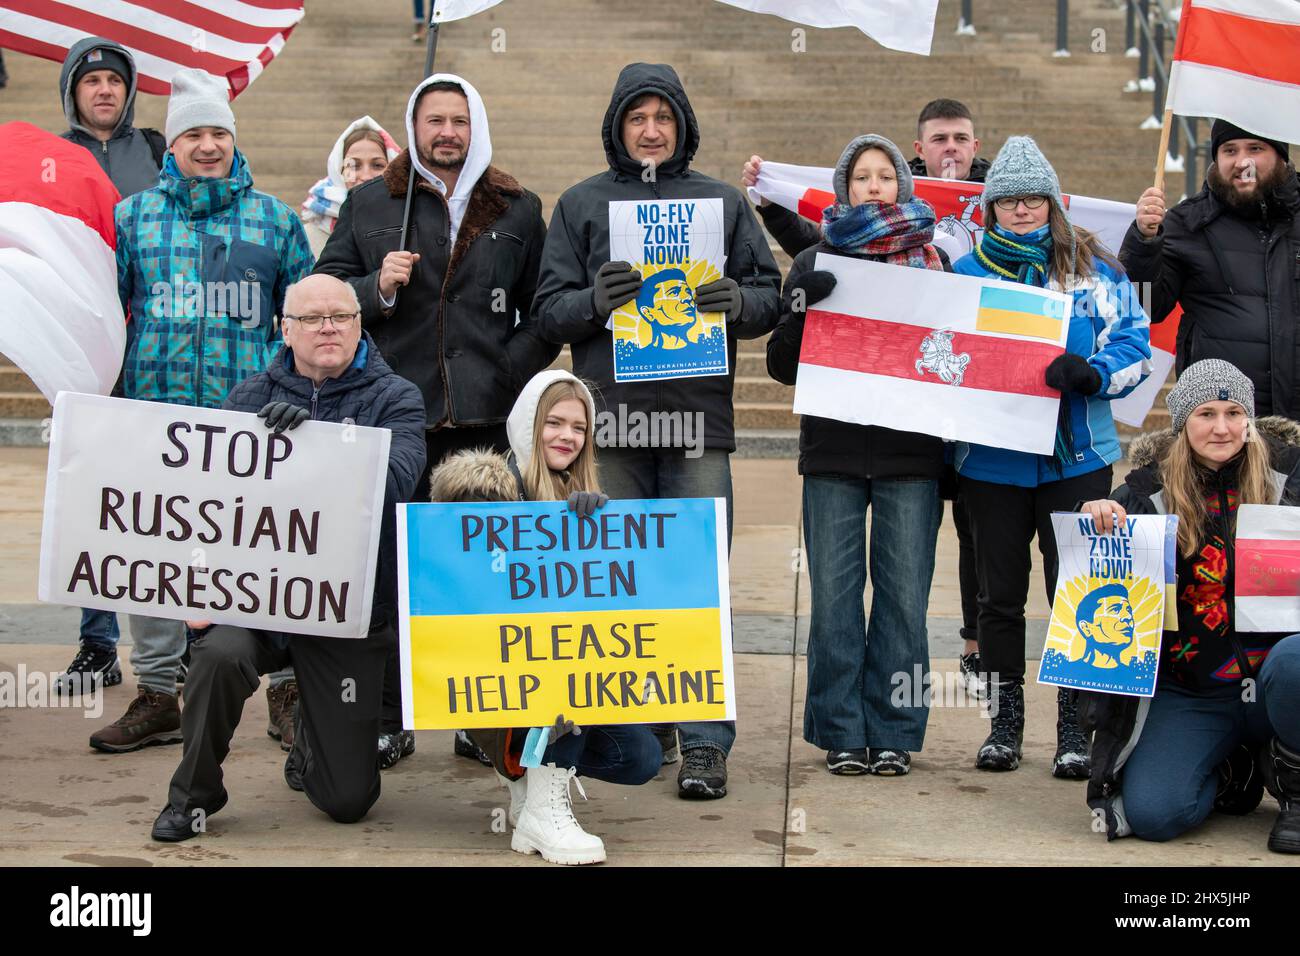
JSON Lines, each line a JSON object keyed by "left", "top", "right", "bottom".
{"left": 38, "top": 392, "right": 390, "bottom": 639}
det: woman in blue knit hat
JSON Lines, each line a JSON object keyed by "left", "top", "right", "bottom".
{"left": 952, "top": 136, "right": 1152, "bottom": 777}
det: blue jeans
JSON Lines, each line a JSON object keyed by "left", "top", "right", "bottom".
{"left": 596, "top": 446, "right": 736, "bottom": 755}
{"left": 1123, "top": 634, "right": 1300, "bottom": 842}
{"left": 80, "top": 608, "right": 120, "bottom": 650}
{"left": 802, "top": 475, "right": 943, "bottom": 752}
{"left": 542, "top": 725, "right": 662, "bottom": 785}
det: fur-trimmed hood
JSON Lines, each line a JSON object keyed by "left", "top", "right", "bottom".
{"left": 1127, "top": 415, "right": 1300, "bottom": 469}
{"left": 428, "top": 447, "right": 520, "bottom": 503}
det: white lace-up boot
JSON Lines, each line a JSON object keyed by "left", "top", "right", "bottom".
{"left": 496, "top": 770, "right": 528, "bottom": 827}
{"left": 510, "top": 763, "right": 605, "bottom": 865}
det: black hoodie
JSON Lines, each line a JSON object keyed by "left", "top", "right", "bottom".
{"left": 530, "top": 63, "right": 783, "bottom": 452}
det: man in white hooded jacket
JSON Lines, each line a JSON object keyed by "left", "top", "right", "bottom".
{"left": 314, "top": 74, "right": 558, "bottom": 499}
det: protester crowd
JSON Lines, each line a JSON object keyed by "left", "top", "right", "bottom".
{"left": 44, "top": 39, "right": 1300, "bottom": 864}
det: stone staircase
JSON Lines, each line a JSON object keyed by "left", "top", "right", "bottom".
{"left": 0, "top": 0, "right": 1174, "bottom": 448}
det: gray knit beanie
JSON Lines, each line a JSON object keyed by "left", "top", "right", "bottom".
{"left": 165, "top": 68, "right": 236, "bottom": 146}
{"left": 981, "top": 136, "right": 1064, "bottom": 218}
{"left": 833, "top": 134, "right": 914, "bottom": 205}
{"left": 1165, "top": 359, "right": 1255, "bottom": 432}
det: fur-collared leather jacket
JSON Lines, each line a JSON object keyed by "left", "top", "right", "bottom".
{"left": 314, "top": 150, "right": 559, "bottom": 429}
{"left": 1079, "top": 416, "right": 1300, "bottom": 839}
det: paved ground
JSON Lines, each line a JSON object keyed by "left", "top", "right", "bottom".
{"left": 0, "top": 449, "right": 1292, "bottom": 866}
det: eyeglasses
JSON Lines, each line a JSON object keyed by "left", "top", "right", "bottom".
{"left": 285, "top": 312, "right": 359, "bottom": 330}
{"left": 993, "top": 195, "right": 1048, "bottom": 211}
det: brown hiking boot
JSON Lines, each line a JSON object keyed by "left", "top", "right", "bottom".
{"left": 266, "top": 680, "right": 298, "bottom": 752}
{"left": 89, "top": 687, "right": 182, "bottom": 753}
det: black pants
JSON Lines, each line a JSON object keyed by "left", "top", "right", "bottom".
{"left": 961, "top": 467, "right": 1113, "bottom": 685}
{"left": 167, "top": 623, "right": 391, "bottom": 824}
{"left": 952, "top": 495, "right": 980, "bottom": 645}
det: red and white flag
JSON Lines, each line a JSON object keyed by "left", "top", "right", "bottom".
{"left": 714, "top": 0, "right": 939, "bottom": 55}
{"left": 749, "top": 160, "right": 1178, "bottom": 428}
{"left": 1167, "top": 0, "right": 1300, "bottom": 146}
{"left": 0, "top": 122, "right": 125, "bottom": 401}
{"left": 1236, "top": 504, "right": 1300, "bottom": 632}
{"left": 0, "top": 0, "right": 304, "bottom": 98}
{"left": 796, "top": 253, "right": 1073, "bottom": 456}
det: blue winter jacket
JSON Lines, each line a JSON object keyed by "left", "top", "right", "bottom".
{"left": 952, "top": 224, "right": 1152, "bottom": 487}
{"left": 115, "top": 150, "right": 315, "bottom": 409}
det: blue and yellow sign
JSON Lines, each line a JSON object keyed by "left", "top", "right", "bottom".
{"left": 397, "top": 498, "right": 735, "bottom": 729}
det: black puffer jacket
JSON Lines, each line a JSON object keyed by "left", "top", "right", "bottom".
{"left": 1080, "top": 416, "right": 1300, "bottom": 839}
{"left": 1119, "top": 170, "right": 1300, "bottom": 417}
{"left": 222, "top": 333, "right": 427, "bottom": 627}
{"left": 756, "top": 156, "right": 990, "bottom": 260}
{"left": 531, "top": 62, "right": 783, "bottom": 452}
{"left": 314, "top": 151, "right": 557, "bottom": 430}
{"left": 766, "top": 243, "right": 951, "bottom": 480}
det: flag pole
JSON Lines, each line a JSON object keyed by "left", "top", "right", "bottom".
{"left": 1155, "top": 0, "right": 1192, "bottom": 194}
{"left": 1154, "top": 108, "right": 1174, "bottom": 193}
{"left": 399, "top": 6, "right": 443, "bottom": 251}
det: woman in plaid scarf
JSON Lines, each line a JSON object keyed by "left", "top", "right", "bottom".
{"left": 767, "top": 134, "right": 950, "bottom": 779}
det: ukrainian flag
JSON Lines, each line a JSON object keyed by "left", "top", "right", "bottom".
{"left": 976, "top": 284, "right": 1067, "bottom": 341}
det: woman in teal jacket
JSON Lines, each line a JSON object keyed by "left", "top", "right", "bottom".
{"left": 952, "top": 137, "right": 1152, "bottom": 778}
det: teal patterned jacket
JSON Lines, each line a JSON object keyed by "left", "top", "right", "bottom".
{"left": 115, "top": 150, "right": 314, "bottom": 408}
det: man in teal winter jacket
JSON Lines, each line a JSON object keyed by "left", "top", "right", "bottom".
{"left": 89, "top": 68, "right": 314, "bottom": 757}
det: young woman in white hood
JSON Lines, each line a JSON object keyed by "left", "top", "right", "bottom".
{"left": 300, "top": 117, "right": 400, "bottom": 256}
{"left": 430, "top": 369, "right": 662, "bottom": 865}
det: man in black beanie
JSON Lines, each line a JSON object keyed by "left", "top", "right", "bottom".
{"left": 1120, "top": 119, "right": 1299, "bottom": 417}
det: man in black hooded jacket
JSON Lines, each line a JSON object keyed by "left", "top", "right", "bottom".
{"left": 1121, "top": 119, "right": 1300, "bottom": 418}
{"left": 532, "top": 62, "right": 782, "bottom": 800}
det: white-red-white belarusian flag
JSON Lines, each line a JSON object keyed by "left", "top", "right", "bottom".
{"left": 0, "top": 122, "right": 125, "bottom": 400}
{"left": 796, "top": 253, "right": 1073, "bottom": 456}
{"left": 713, "top": 0, "right": 938, "bottom": 55}
{"left": 0, "top": 0, "right": 304, "bottom": 97}
{"left": 1168, "top": 0, "right": 1300, "bottom": 146}
{"left": 750, "top": 160, "right": 1179, "bottom": 427}
{"left": 1236, "top": 504, "right": 1300, "bottom": 633}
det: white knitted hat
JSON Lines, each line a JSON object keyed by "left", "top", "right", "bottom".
{"left": 165, "top": 69, "right": 235, "bottom": 145}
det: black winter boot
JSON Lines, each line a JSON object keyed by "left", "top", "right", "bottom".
{"left": 976, "top": 682, "right": 1024, "bottom": 771}
{"left": 1259, "top": 737, "right": 1300, "bottom": 854}
{"left": 1213, "top": 743, "right": 1264, "bottom": 815}
{"left": 1052, "top": 687, "right": 1091, "bottom": 779}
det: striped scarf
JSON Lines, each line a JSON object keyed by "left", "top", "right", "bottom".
{"left": 822, "top": 198, "right": 944, "bottom": 270}
{"left": 976, "top": 222, "right": 1051, "bottom": 286}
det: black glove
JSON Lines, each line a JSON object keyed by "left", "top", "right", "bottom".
{"left": 1045, "top": 354, "right": 1102, "bottom": 395}
{"left": 257, "top": 402, "right": 310, "bottom": 433}
{"left": 593, "top": 261, "right": 642, "bottom": 317}
{"left": 694, "top": 277, "right": 743, "bottom": 322}
{"left": 566, "top": 490, "right": 609, "bottom": 516}
{"left": 786, "top": 269, "right": 836, "bottom": 314}
{"left": 547, "top": 714, "right": 581, "bottom": 744}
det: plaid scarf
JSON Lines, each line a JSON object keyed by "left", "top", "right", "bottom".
{"left": 822, "top": 198, "right": 944, "bottom": 270}
{"left": 976, "top": 222, "right": 1051, "bottom": 286}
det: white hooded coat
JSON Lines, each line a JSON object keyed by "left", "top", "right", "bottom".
{"left": 404, "top": 73, "right": 493, "bottom": 243}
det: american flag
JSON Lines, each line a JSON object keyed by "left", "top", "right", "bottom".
{"left": 0, "top": 0, "right": 305, "bottom": 98}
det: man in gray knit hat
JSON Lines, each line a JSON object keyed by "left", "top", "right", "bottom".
{"left": 89, "top": 68, "right": 313, "bottom": 757}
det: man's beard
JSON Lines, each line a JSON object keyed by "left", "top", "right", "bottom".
{"left": 418, "top": 142, "right": 467, "bottom": 172}
{"left": 1208, "top": 160, "right": 1290, "bottom": 215}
